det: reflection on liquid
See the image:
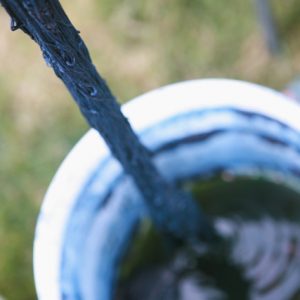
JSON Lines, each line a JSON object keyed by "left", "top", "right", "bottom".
{"left": 117, "top": 218, "right": 300, "bottom": 300}
{"left": 180, "top": 218, "right": 300, "bottom": 300}
{"left": 230, "top": 218, "right": 300, "bottom": 300}
{"left": 116, "top": 178, "right": 300, "bottom": 300}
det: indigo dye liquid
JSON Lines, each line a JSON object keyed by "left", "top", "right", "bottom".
{"left": 115, "top": 176, "right": 300, "bottom": 300}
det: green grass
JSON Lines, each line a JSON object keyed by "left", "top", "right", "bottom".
{"left": 0, "top": 0, "right": 300, "bottom": 298}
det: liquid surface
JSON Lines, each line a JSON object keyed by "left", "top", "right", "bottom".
{"left": 115, "top": 178, "right": 300, "bottom": 300}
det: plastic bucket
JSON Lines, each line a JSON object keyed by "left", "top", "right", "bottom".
{"left": 33, "top": 79, "right": 300, "bottom": 299}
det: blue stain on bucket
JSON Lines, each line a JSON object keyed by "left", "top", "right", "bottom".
{"left": 59, "top": 109, "right": 300, "bottom": 299}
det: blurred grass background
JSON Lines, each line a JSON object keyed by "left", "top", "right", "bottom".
{"left": 0, "top": 0, "right": 300, "bottom": 298}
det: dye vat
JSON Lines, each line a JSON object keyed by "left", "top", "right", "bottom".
{"left": 33, "top": 79, "right": 300, "bottom": 300}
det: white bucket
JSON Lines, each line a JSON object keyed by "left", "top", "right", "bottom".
{"left": 33, "top": 79, "right": 300, "bottom": 300}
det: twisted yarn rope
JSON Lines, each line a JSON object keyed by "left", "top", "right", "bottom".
{"left": 0, "top": 0, "right": 215, "bottom": 241}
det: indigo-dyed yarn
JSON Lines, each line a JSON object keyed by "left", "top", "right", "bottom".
{"left": 0, "top": 0, "right": 215, "bottom": 241}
